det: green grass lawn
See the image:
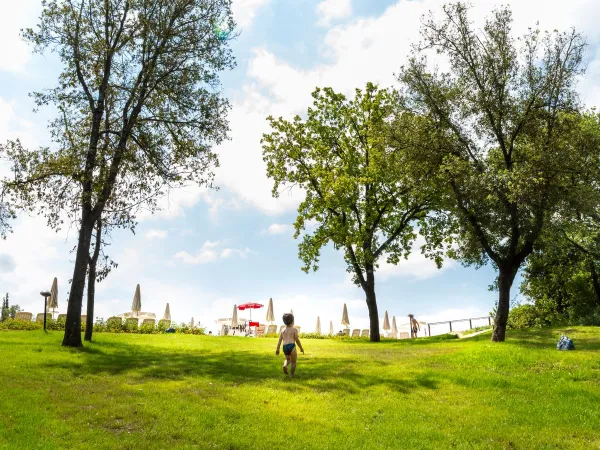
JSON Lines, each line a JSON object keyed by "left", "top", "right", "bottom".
{"left": 1, "top": 328, "right": 599, "bottom": 449}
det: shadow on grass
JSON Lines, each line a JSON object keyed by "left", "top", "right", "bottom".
{"left": 41, "top": 338, "right": 441, "bottom": 395}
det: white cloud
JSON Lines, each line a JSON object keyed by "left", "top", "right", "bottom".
{"left": 265, "top": 223, "right": 291, "bottom": 235}
{"left": 144, "top": 229, "right": 168, "bottom": 240}
{"left": 0, "top": 97, "right": 34, "bottom": 146}
{"left": 217, "top": 0, "right": 600, "bottom": 216}
{"left": 173, "top": 240, "right": 250, "bottom": 265}
{"left": 0, "top": 1, "right": 39, "bottom": 74}
{"left": 316, "top": 0, "right": 352, "bottom": 27}
{"left": 231, "top": 0, "right": 272, "bottom": 29}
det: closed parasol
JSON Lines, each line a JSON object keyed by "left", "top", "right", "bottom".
{"left": 392, "top": 316, "right": 398, "bottom": 338}
{"left": 163, "top": 303, "right": 171, "bottom": 321}
{"left": 131, "top": 284, "right": 141, "bottom": 316}
{"left": 316, "top": 316, "right": 321, "bottom": 334}
{"left": 383, "top": 311, "right": 390, "bottom": 331}
{"left": 231, "top": 305, "right": 239, "bottom": 328}
{"left": 329, "top": 320, "right": 334, "bottom": 335}
{"left": 341, "top": 303, "right": 349, "bottom": 327}
{"left": 48, "top": 277, "right": 58, "bottom": 319}
{"left": 266, "top": 298, "right": 275, "bottom": 323}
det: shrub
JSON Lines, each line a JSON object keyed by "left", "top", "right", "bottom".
{"left": 157, "top": 320, "right": 170, "bottom": 333}
{"left": 93, "top": 318, "right": 106, "bottom": 333}
{"left": 106, "top": 317, "right": 123, "bottom": 333}
{"left": 0, "top": 319, "right": 42, "bottom": 331}
{"left": 56, "top": 315, "right": 66, "bottom": 330}
{"left": 124, "top": 318, "right": 139, "bottom": 333}
{"left": 139, "top": 323, "right": 155, "bottom": 334}
{"left": 299, "top": 332, "right": 328, "bottom": 339}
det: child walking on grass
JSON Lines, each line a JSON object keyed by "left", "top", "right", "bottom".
{"left": 276, "top": 313, "right": 304, "bottom": 377}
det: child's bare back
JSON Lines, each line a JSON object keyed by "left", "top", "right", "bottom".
{"left": 275, "top": 313, "right": 304, "bottom": 377}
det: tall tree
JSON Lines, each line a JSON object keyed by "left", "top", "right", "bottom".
{"left": 2, "top": 0, "right": 235, "bottom": 347}
{"left": 262, "top": 83, "right": 433, "bottom": 342}
{"left": 398, "top": 3, "right": 593, "bottom": 341}
{"left": 1, "top": 294, "right": 8, "bottom": 322}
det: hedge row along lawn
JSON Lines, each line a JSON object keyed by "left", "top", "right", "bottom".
{"left": 1, "top": 327, "right": 599, "bottom": 449}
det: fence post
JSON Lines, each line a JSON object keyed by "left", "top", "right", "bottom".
{"left": 469, "top": 319, "right": 472, "bottom": 329}
{"left": 488, "top": 316, "right": 491, "bottom": 326}
{"left": 449, "top": 321, "right": 452, "bottom": 332}
{"left": 428, "top": 323, "right": 431, "bottom": 336}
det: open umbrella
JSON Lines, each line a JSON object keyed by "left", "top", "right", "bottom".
{"left": 131, "top": 284, "right": 141, "bottom": 316}
{"left": 48, "top": 277, "right": 58, "bottom": 319}
{"left": 329, "top": 320, "right": 334, "bottom": 335}
{"left": 392, "top": 316, "right": 398, "bottom": 339}
{"left": 231, "top": 305, "right": 239, "bottom": 327}
{"left": 383, "top": 311, "right": 391, "bottom": 332}
{"left": 238, "top": 302, "right": 263, "bottom": 322}
{"left": 341, "top": 303, "right": 349, "bottom": 327}
{"left": 266, "top": 298, "right": 275, "bottom": 323}
{"left": 163, "top": 303, "right": 171, "bottom": 321}
{"left": 316, "top": 316, "right": 321, "bottom": 334}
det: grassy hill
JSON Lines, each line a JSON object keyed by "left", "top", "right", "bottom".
{"left": 0, "top": 327, "right": 599, "bottom": 449}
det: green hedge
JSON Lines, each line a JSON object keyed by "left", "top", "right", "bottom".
{"left": 1, "top": 317, "right": 205, "bottom": 335}
{"left": 0, "top": 319, "right": 42, "bottom": 331}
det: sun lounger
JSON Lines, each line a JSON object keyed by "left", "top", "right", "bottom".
{"left": 351, "top": 329, "right": 360, "bottom": 337}
{"left": 142, "top": 318, "right": 156, "bottom": 327}
{"left": 399, "top": 332, "right": 410, "bottom": 339}
{"left": 342, "top": 329, "right": 350, "bottom": 336}
{"left": 256, "top": 325, "right": 266, "bottom": 336}
{"left": 267, "top": 325, "right": 277, "bottom": 334}
{"left": 361, "top": 329, "right": 369, "bottom": 337}
{"left": 57, "top": 314, "right": 67, "bottom": 321}
{"left": 15, "top": 312, "right": 32, "bottom": 322}
{"left": 279, "top": 325, "right": 285, "bottom": 334}
{"left": 35, "top": 313, "right": 45, "bottom": 324}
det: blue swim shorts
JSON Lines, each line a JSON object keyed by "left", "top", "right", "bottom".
{"left": 283, "top": 343, "right": 296, "bottom": 355}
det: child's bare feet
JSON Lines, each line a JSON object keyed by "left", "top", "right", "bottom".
{"left": 282, "top": 363, "right": 288, "bottom": 375}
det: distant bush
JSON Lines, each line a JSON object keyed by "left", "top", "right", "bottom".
{"left": 299, "top": 332, "right": 328, "bottom": 339}
{"left": 106, "top": 317, "right": 123, "bottom": 333}
{"left": 124, "top": 318, "right": 139, "bottom": 333}
{"left": 175, "top": 323, "right": 205, "bottom": 335}
{"left": 93, "top": 318, "right": 106, "bottom": 333}
{"left": 0, "top": 319, "right": 42, "bottom": 331}
{"left": 139, "top": 323, "right": 155, "bottom": 334}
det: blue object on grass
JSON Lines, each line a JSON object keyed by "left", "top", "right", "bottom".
{"left": 165, "top": 327, "right": 176, "bottom": 334}
{"left": 557, "top": 334, "right": 575, "bottom": 350}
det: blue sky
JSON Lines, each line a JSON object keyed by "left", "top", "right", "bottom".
{"left": 1, "top": 0, "right": 600, "bottom": 334}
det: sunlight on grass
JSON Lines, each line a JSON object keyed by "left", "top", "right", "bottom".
{"left": 0, "top": 328, "right": 599, "bottom": 449}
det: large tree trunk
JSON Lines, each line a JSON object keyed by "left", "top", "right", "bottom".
{"left": 62, "top": 217, "right": 94, "bottom": 347}
{"left": 84, "top": 219, "right": 102, "bottom": 342}
{"left": 365, "top": 265, "right": 380, "bottom": 342}
{"left": 491, "top": 265, "right": 518, "bottom": 342}
{"left": 84, "top": 261, "right": 96, "bottom": 342}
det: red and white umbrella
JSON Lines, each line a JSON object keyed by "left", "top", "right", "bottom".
{"left": 238, "top": 302, "right": 263, "bottom": 323}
